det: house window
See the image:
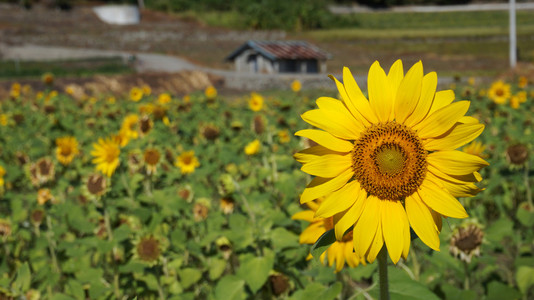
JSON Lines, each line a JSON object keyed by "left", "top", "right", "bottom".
{"left": 305, "top": 60, "right": 318, "bottom": 73}
{"left": 279, "top": 60, "right": 298, "bottom": 73}
{"left": 247, "top": 54, "right": 258, "bottom": 72}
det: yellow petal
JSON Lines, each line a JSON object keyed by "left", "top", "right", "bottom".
{"left": 291, "top": 210, "right": 315, "bottom": 222}
{"left": 300, "top": 168, "right": 354, "bottom": 204}
{"left": 294, "top": 145, "right": 338, "bottom": 164}
{"left": 301, "top": 108, "right": 361, "bottom": 140}
{"left": 299, "top": 223, "right": 324, "bottom": 244}
{"left": 316, "top": 180, "right": 362, "bottom": 218}
{"left": 316, "top": 97, "right": 365, "bottom": 132}
{"left": 345, "top": 242, "right": 360, "bottom": 267}
{"left": 428, "top": 90, "right": 455, "bottom": 115}
{"left": 405, "top": 193, "right": 440, "bottom": 251}
{"left": 430, "top": 209, "right": 442, "bottom": 233}
{"left": 423, "top": 123, "right": 485, "bottom": 151}
{"left": 301, "top": 153, "right": 352, "bottom": 178}
{"left": 395, "top": 61, "right": 423, "bottom": 124}
{"left": 353, "top": 196, "right": 380, "bottom": 258}
{"left": 335, "top": 243, "right": 345, "bottom": 272}
{"left": 428, "top": 164, "right": 481, "bottom": 184}
{"left": 387, "top": 59, "right": 404, "bottom": 101}
{"left": 418, "top": 179, "right": 468, "bottom": 219}
{"left": 334, "top": 187, "right": 367, "bottom": 240}
{"left": 414, "top": 101, "right": 470, "bottom": 139}
{"left": 366, "top": 220, "right": 384, "bottom": 263}
{"left": 381, "top": 200, "right": 406, "bottom": 264}
{"left": 426, "top": 172, "right": 482, "bottom": 198}
{"left": 402, "top": 213, "right": 411, "bottom": 259}
{"left": 295, "top": 129, "right": 353, "bottom": 153}
{"left": 368, "top": 61, "right": 392, "bottom": 122}
{"left": 405, "top": 72, "right": 437, "bottom": 127}
{"left": 458, "top": 116, "right": 479, "bottom": 124}
{"left": 340, "top": 68, "right": 377, "bottom": 124}
{"left": 329, "top": 73, "right": 372, "bottom": 127}
{"left": 427, "top": 150, "right": 489, "bottom": 176}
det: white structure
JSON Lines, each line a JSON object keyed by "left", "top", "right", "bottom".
{"left": 93, "top": 5, "right": 140, "bottom": 25}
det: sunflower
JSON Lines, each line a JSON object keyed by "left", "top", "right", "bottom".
{"left": 91, "top": 138, "right": 121, "bottom": 177}
{"left": 205, "top": 85, "right": 217, "bottom": 100}
{"left": 175, "top": 151, "right": 200, "bottom": 174}
{"left": 293, "top": 199, "right": 364, "bottom": 272}
{"left": 449, "top": 222, "right": 484, "bottom": 263}
{"left": 244, "top": 139, "right": 261, "bottom": 156}
{"left": 130, "top": 87, "right": 144, "bottom": 102}
{"left": 55, "top": 136, "right": 79, "bottom": 165}
{"left": 29, "top": 158, "right": 55, "bottom": 187}
{"left": 37, "top": 188, "right": 54, "bottom": 205}
{"left": 518, "top": 75, "right": 528, "bottom": 89}
{"left": 143, "top": 148, "right": 161, "bottom": 175}
{"left": 157, "top": 93, "right": 172, "bottom": 105}
{"left": 278, "top": 130, "right": 291, "bottom": 144}
{"left": 0, "top": 165, "right": 5, "bottom": 187}
{"left": 295, "top": 60, "right": 488, "bottom": 264}
{"left": 132, "top": 235, "right": 167, "bottom": 266}
{"left": 121, "top": 114, "right": 139, "bottom": 140}
{"left": 248, "top": 92, "right": 264, "bottom": 111}
{"left": 291, "top": 80, "right": 302, "bottom": 93}
{"left": 487, "top": 80, "right": 511, "bottom": 104}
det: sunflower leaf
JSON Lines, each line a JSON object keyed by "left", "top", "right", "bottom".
{"left": 311, "top": 228, "right": 336, "bottom": 259}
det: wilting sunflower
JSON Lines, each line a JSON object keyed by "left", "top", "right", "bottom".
{"left": 175, "top": 151, "right": 200, "bottom": 174}
{"left": 295, "top": 60, "right": 488, "bottom": 264}
{"left": 29, "top": 158, "right": 55, "bottom": 187}
{"left": 132, "top": 235, "right": 167, "bottom": 266}
{"left": 85, "top": 173, "right": 108, "bottom": 198}
{"left": 450, "top": 222, "right": 484, "bottom": 263}
{"left": 55, "top": 136, "right": 79, "bottom": 165}
{"left": 143, "top": 148, "right": 161, "bottom": 175}
{"left": 91, "top": 138, "right": 121, "bottom": 177}
{"left": 487, "top": 80, "right": 511, "bottom": 104}
{"left": 121, "top": 114, "right": 139, "bottom": 140}
{"left": 293, "top": 199, "right": 364, "bottom": 272}
{"left": 37, "top": 188, "right": 54, "bottom": 205}
{"left": 248, "top": 92, "right": 264, "bottom": 111}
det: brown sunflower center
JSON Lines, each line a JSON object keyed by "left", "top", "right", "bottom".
{"left": 105, "top": 147, "right": 120, "bottom": 163}
{"left": 60, "top": 146, "right": 72, "bottom": 156}
{"left": 352, "top": 122, "right": 427, "bottom": 200}
{"left": 144, "top": 149, "right": 160, "bottom": 165}
{"left": 495, "top": 88, "right": 504, "bottom": 97}
{"left": 137, "top": 237, "right": 161, "bottom": 262}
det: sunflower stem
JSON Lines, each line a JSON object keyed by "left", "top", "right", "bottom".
{"left": 378, "top": 247, "right": 390, "bottom": 300}
{"left": 463, "top": 260, "right": 471, "bottom": 290}
{"left": 524, "top": 162, "right": 532, "bottom": 208}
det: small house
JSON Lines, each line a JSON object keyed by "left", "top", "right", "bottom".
{"left": 226, "top": 40, "right": 330, "bottom": 74}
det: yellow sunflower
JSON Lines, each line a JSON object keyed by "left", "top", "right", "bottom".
{"left": 175, "top": 151, "right": 200, "bottom": 175}
{"left": 55, "top": 136, "right": 79, "bottom": 165}
{"left": 487, "top": 80, "right": 511, "bottom": 104}
{"left": 248, "top": 92, "right": 264, "bottom": 111}
{"left": 121, "top": 114, "right": 139, "bottom": 140}
{"left": 518, "top": 76, "right": 528, "bottom": 89}
{"left": 91, "top": 138, "right": 121, "bottom": 177}
{"left": 293, "top": 199, "right": 364, "bottom": 272}
{"left": 130, "top": 87, "right": 144, "bottom": 102}
{"left": 157, "top": 93, "right": 172, "bottom": 105}
{"left": 244, "top": 139, "right": 261, "bottom": 156}
{"left": 205, "top": 85, "right": 217, "bottom": 100}
{"left": 295, "top": 60, "right": 488, "bottom": 264}
{"left": 291, "top": 80, "right": 302, "bottom": 93}
{"left": 0, "top": 165, "right": 5, "bottom": 187}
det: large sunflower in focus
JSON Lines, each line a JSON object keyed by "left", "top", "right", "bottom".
{"left": 91, "top": 138, "right": 121, "bottom": 177}
{"left": 295, "top": 60, "right": 488, "bottom": 264}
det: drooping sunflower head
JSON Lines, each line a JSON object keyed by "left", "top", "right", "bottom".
{"left": 248, "top": 92, "right": 264, "bottom": 111}
{"left": 37, "top": 188, "right": 54, "bottom": 205}
{"left": 132, "top": 235, "right": 167, "bottom": 266}
{"left": 506, "top": 143, "right": 529, "bottom": 167}
{"left": 139, "top": 115, "right": 153, "bottom": 137}
{"left": 143, "top": 148, "right": 161, "bottom": 175}
{"left": 175, "top": 150, "right": 200, "bottom": 175}
{"left": 220, "top": 197, "right": 235, "bottom": 215}
{"left": 200, "top": 123, "right": 221, "bottom": 141}
{"left": 193, "top": 198, "right": 211, "bottom": 222}
{"left": 295, "top": 60, "right": 488, "bottom": 264}
{"left": 55, "top": 136, "right": 79, "bottom": 165}
{"left": 29, "top": 157, "right": 55, "bottom": 187}
{"left": 91, "top": 138, "right": 121, "bottom": 177}
{"left": 85, "top": 173, "right": 107, "bottom": 197}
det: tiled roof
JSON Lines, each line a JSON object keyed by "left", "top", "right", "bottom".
{"left": 226, "top": 40, "right": 330, "bottom": 61}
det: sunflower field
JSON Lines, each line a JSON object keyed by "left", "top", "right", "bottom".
{"left": 0, "top": 67, "right": 533, "bottom": 300}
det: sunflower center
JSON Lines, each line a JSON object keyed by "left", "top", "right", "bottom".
{"left": 106, "top": 147, "right": 120, "bottom": 163}
{"left": 60, "top": 146, "right": 72, "bottom": 156}
{"left": 352, "top": 122, "right": 427, "bottom": 200}
{"left": 496, "top": 89, "right": 504, "bottom": 97}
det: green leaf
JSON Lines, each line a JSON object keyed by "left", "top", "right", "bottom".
{"left": 311, "top": 228, "right": 336, "bottom": 259}
{"left": 209, "top": 259, "right": 227, "bottom": 281}
{"left": 516, "top": 266, "right": 534, "bottom": 294}
{"left": 347, "top": 263, "right": 377, "bottom": 281}
{"left": 178, "top": 268, "right": 202, "bottom": 289}
{"left": 12, "top": 262, "right": 31, "bottom": 293}
{"left": 112, "top": 224, "right": 132, "bottom": 243}
{"left": 486, "top": 281, "right": 521, "bottom": 300}
{"left": 237, "top": 253, "right": 274, "bottom": 294}
{"left": 50, "top": 294, "right": 76, "bottom": 300}
{"left": 214, "top": 275, "right": 246, "bottom": 300}
{"left": 88, "top": 281, "right": 110, "bottom": 299}
{"left": 441, "top": 283, "right": 477, "bottom": 300}
{"left": 486, "top": 217, "right": 514, "bottom": 244}
{"left": 516, "top": 202, "right": 534, "bottom": 227}
{"left": 369, "top": 267, "right": 440, "bottom": 300}
{"left": 270, "top": 227, "right": 299, "bottom": 250}
{"left": 66, "top": 280, "right": 85, "bottom": 300}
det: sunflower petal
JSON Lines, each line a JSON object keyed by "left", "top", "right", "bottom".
{"left": 395, "top": 61, "right": 423, "bottom": 124}
{"left": 366, "top": 220, "right": 384, "bottom": 263}
{"left": 382, "top": 200, "right": 406, "bottom": 264}
{"left": 334, "top": 188, "right": 367, "bottom": 240}
{"left": 427, "top": 150, "right": 489, "bottom": 176}
{"left": 295, "top": 129, "right": 353, "bottom": 153}
{"left": 368, "top": 61, "right": 392, "bottom": 122}
{"left": 300, "top": 169, "right": 354, "bottom": 204}
{"left": 316, "top": 180, "right": 362, "bottom": 218}
{"left": 406, "top": 193, "right": 440, "bottom": 251}
{"left": 341, "top": 67, "right": 377, "bottom": 124}
{"left": 428, "top": 89, "right": 455, "bottom": 115}
{"left": 353, "top": 196, "right": 380, "bottom": 258}
{"left": 301, "top": 109, "right": 361, "bottom": 140}
{"left": 423, "top": 123, "right": 485, "bottom": 151}
{"left": 294, "top": 145, "right": 338, "bottom": 164}
{"left": 405, "top": 72, "right": 437, "bottom": 127}
{"left": 415, "top": 101, "right": 470, "bottom": 139}
{"left": 418, "top": 179, "right": 468, "bottom": 219}
{"left": 387, "top": 59, "right": 404, "bottom": 99}
{"left": 299, "top": 223, "right": 324, "bottom": 244}
{"left": 291, "top": 210, "right": 315, "bottom": 222}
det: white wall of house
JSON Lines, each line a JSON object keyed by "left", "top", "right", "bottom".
{"left": 234, "top": 49, "right": 276, "bottom": 74}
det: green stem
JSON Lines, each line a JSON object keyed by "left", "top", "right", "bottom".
{"left": 378, "top": 247, "right": 390, "bottom": 300}
{"left": 524, "top": 162, "right": 532, "bottom": 208}
{"left": 46, "top": 216, "right": 60, "bottom": 273}
{"left": 463, "top": 261, "right": 470, "bottom": 290}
